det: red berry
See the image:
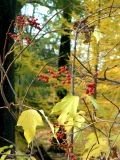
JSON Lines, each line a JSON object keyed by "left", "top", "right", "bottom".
{"left": 66, "top": 80, "right": 71, "bottom": 84}
{"left": 89, "top": 87, "right": 93, "bottom": 93}
{"left": 40, "top": 74, "right": 45, "bottom": 78}
{"left": 49, "top": 139, "right": 52, "bottom": 142}
{"left": 56, "top": 133, "right": 62, "bottom": 139}
{"left": 94, "top": 72, "right": 98, "bottom": 77}
{"left": 37, "top": 77, "right": 42, "bottom": 81}
{"left": 54, "top": 123, "right": 59, "bottom": 127}
{"left": 90, "top": 92, "right": 94, "bottom": 96}
{"left": 66, "top": 73, "right": 71, "bottom": 77}
{"left": 66, "top": 71, "right": 69, "bottom": 74}
{"left": 86, "top": 89, "right": 89, "bottom": 94}
{"left": 45, "top": 78, "right": 49, "bottom": 83}
{"left": 67, "top": 76, "right": 71, "bottom": 80}
{"left": 48, "top": 70, "right": 54, "bottom": 74}
{"left": 52, "top": 74, "right": 58, "bottom": 78}
{"left": 87, "top": 83, "right": 96, "bottom": 88}
{"left": 58, "top": 71, "right": 62, "bottom": 75}
{"left": 65, "top": 66, "right": 69, "bottom": 71}
{"left": 60, "top": 66, "right": 66, "bottom": 72}
{"left": 62, "top": 81, "right": 65, "bottom": 85}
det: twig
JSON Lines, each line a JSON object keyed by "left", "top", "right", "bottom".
{"left": 102, "top": 94, "right": 120, "bottom": 112}
{"left": 2, "top": 20, "right": 14, "bottom": 61}
{"left": 34, "top": 138, "right": 44, "bottom": 160}
{"left": 86, "top": 143, "right": 96, "bottom": 160}
{"left": 97, "top": 65, "right": 120, "bottom": 84}
{"left": 0, "top": 64, "right": 17, "bottom": 98}
{"left": 111, "top": 131, "right": 120, "bottom": 148}
{"left": 73, "top": 55, "right": 93, "bottom": 75}
{"left": 70, "top": 26, "right": 79, "bottom": 152}
{"left": 82, "top": 98, "right": 99, "bottom": 144}
{"left": 0, "top": 136, "right": 16, "bottom": 146}
{"left": 102, "top": 94, "right": 120, "bottom": 158}
{"left": 0, "top": 153, "right": 30, "bottom": 157}
{"left": 109, "top": 0, "right": 115, "bottom": 17}
{"left": 101, "top": 41, "right": 120, "bottom": 58}
{"left": 0, "top": 56, "right": 10, "bottom": 107}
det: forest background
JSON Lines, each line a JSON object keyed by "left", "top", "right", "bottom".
{"left": 0, "top": 0, "right": 120, "bottom": 159}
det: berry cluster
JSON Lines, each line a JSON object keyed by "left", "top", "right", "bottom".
{"left": 15, "top": 15, "right": 41, "bottom": 30}
{"left": 49, "top": 123, "right": 75, "bottom": 159}
{"left": 8, "top": 15, "right": 41, "bottom": 45}
{"left": 37, "top": 66, "right": 71, "bottom": 85}
{"left": 86, "top": 83, "right": 96, "bottom": 96}
{"left": 65, "top": 148, "right": 75, "bottom": 160}
{"left": 58, "top": 66, "right": 71, "bottom": 85}
{"left": 27, "top": 16, "right": 41, "bottom": 30}
{"left": 24, "top": 37, "right": 31, "bottom": 45}
{"left": 37, "top": 74, "right": 49, "bottom": 83}
{"left": 49, "top": 123, "right": 67, "bottom": 149}
{"left": 8, "top": 33, "right": 18, "bottom": 39}
{"left": 85, "top": 72, "right": 98, "bottom": 96}
{"left": 8, "top": 32, "right": 22, "bottom": 44}
{"left": 16, "top": 15, "right": 26, "bottom": 30}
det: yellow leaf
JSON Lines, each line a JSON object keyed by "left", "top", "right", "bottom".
{"left": 17, "top": 109, "right": 43, "bottom": 144}
{"left": 52, "top": 95, "right": 79, "bottom": 124}
{"left": 93, "top": 27, "right": 103, "bottom": 43}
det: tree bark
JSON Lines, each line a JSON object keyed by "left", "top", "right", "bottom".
{"left": 0, "top": 0, "right": 16, "bottom": 146}
{"left": 58, "top": 2, "right": 71, "bottom": 67}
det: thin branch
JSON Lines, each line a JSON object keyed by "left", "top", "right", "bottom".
{"left": 0, "top": 153, "right": 30, "bottom": 157}
{"left": 3, "top": 20, "right": 14, "bottom": 61}
{"left": 111, "top": 131, "right": 120, "bottom": 148}
{"left": 73, "top": 54, "right": 93, "bottom": 75}
{"left": 86, "top": 143, "right": 96, "bottom": 160}
{"left": 34, "top": 138, "right": 44, "bottom": 160}
{"left": 102, "top": 94, "right": 120, "bottom": 112}
{"left": 0, "top": 136, "right": 16, "bottom": 146}
{"left": 100, "top": 41, "right": 120, "bottom": 58}
{"left": 0, "top": 64, "right": 17, "bottom": 98}
{"left": 102, "top": 94, "right": 120, "bottom": 157}
{"left": 98, "top": 65, "right": 120, "bottom": 84}
{"left": 82, "top": 98, "right": 99, "bottom": 144}
{"left": 109, "top": 0, "right": 115, "bottom": 17}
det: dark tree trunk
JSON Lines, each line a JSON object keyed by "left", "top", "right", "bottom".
{"left": 0, "top": 0, "right": 16, "bottom": 146}
{"left": 58, "top": 3, "right": 71, "bottom": 67}
{"left": 57, "top": 2, "right": 71, "bottom": 99}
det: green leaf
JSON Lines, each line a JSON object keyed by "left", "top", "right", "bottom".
{"left": 39, "top": 110, "right": 59, "bottom": 144}
{"left": 52, "top": 95, "right": 79, "bottom": 124}
{"left": 51, "top": 95, "right": 79, "bottom": 115}
{"left": 74, "top": 114, "right": 85, "bottom": 129}
{"left": 1, "top": 149, "right": 11, "bottom": 160}
{"left": 17, "top": 109, "right": 43, "bottom": 144}
{"left": 65, "top": 114, "right": 85, "bottom": 133}
{"left": 16, "top": 150, "right": 28, "bottom": 160}
{"left": 0, "top": 146, "right": 10, "bottom": 153}
{"left": 31, "top": 157, "right": 36, "bottom": 160}
{"left": 87, "top": 95, "right": 106, "bottom": 117}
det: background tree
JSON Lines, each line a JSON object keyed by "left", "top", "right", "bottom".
{"left": 0, "top": 0, "right": 16, "bottom": 146}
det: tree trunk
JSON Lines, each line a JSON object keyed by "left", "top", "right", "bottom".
{"left": 0, "top": 0, "right": 16, "bottom": 146}
{"left": 58, "top": 2, "right": 71, "bottom": 67}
